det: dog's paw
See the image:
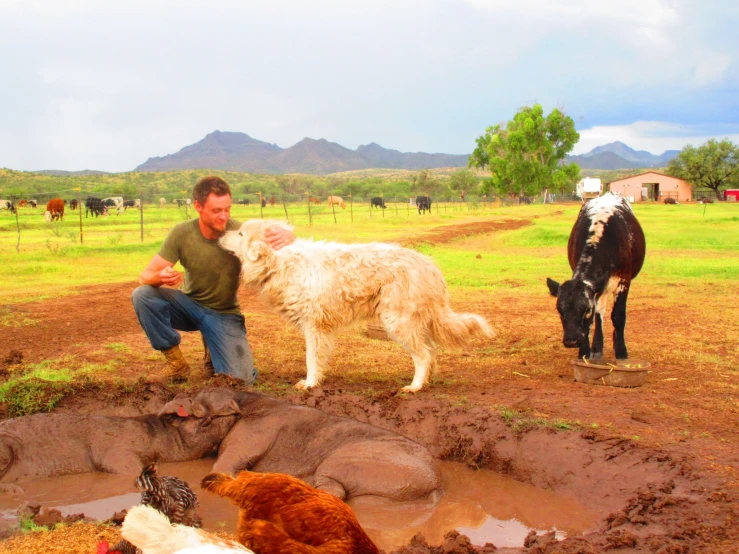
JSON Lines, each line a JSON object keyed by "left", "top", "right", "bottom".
{"left": 294, "top": 380, "right": 315, "bottom": 390}
{"left": 401, "top": 385, "right": 422, "bottom": 393}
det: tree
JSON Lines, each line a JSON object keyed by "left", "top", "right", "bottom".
{"left": 410, "top": 169, "right": 441, "bottom": 196}
{"left": 448, "top": 168, "right": 479, "bottom": 200}
{"left": 666, "top": 139, "right": 739, "bottom": 199}
{"left": 469, "top": 104, "right": 580, "bottom": 198}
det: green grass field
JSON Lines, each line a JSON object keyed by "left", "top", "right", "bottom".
{"left": 0, "top": 200, "right": 737, "bottom": 304}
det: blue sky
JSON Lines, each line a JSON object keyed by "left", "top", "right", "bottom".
{"left": 0, "top": 0, "right": 737, "bottom": 171}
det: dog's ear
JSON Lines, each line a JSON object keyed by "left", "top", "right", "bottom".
{"left": 247, "top": 240, "right": 268, "bottom": 262}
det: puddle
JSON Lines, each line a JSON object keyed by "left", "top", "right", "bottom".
{"left": 0, "top": 459, "right": 599, "bottom": 550}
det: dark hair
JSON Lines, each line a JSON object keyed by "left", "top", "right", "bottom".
{"left": 193, "top": 176, "right": 231, "bottom": 205}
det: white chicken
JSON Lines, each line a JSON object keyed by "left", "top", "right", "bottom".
{"left": 120, "top": 505, "right": 254, "bottom": 554}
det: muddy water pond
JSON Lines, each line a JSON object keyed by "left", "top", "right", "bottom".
{"left": 0, "top": 459, "right": 599, "bottom": 551}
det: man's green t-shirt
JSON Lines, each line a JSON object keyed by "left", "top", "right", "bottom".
{"left": 158, "top": 219, "right": 243, "bottom": 314}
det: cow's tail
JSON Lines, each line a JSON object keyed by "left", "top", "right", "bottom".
{"left": 430, "top": 309, "right": 494, "bottom": 348}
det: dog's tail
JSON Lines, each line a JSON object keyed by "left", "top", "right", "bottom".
{"left": 430, "top": 309, "right": 494, "bottom": 348}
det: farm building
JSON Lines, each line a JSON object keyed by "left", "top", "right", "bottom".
{"left": 608, "top": 171, "right": 692, "bottom": 202}
{"left": 723, "top": 189, "right": 739, "bottom": 202}
{"left": 576, "top": 177, "right": 603, "bottom": 200}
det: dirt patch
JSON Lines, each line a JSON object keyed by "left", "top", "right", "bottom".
{"left": 399, "top": 220, "right": 531, "bottom": 247}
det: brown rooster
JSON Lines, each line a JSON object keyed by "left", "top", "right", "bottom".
{"left": 99, "top": 463, "right": 202, "bottom": 554}
{"left": 201, "top": 471, "right": 380, "bottom": 554}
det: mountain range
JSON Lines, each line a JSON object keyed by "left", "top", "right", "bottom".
{"left": 133, "top": 133, "right": 679, "bottom": 174}
{"left": 565, "top": 141, "right": 679, "bottom": 170}
{"left": 135, "top": 131, "right": 470, "bottom": 174}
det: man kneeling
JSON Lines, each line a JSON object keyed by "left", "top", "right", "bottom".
{"left": 131, "top": 176, "right": 293, "bottom": 384}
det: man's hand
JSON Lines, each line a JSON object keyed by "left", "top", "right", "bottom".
{"left": 160, "top": 266, "right": 184, "bottom": 287}
{"left": 265, "top": 225, "right": 295, "bottom": 251}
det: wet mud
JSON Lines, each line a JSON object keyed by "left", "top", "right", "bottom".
{"left": 1, "top": 386, "right": 736, "bottom": 552}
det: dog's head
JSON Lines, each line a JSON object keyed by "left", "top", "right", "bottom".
{"left": 219, "top": 220, "right": 293, "bottom": 283}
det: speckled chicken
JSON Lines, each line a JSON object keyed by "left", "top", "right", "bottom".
{"left": 98, "top": 463, "right": 202, "bottom": 554}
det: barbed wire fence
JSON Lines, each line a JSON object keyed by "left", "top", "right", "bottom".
{"left": 1, "top": 187, "right": 579, "bottom": 252}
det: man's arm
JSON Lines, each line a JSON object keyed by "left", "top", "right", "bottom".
{"left": 138, "top": 254, "right": 183, "bottom": 287}
{"left": 264, "top": 225, "right": 295, "bottom": 250}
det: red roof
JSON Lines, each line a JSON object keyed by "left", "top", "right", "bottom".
{"left": 607, "top": 171, "right": 691, "bottom": 186}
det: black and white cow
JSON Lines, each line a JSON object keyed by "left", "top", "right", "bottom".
{"left": 0, "top": 200, "right": 16, "bottom": 214}
{"left": 416, "top": 196, "right": 432, "bottom": 214}
{"left": 371, "top": 196, "right": 386, "bottom": 209}
{"left": 546, "top": 193, "right": 646, "bottom": 360}
{"left": 85, "top": 196, "right": 108, "bottom": 218}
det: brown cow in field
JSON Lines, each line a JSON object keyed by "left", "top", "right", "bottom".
{"left": 309, "top": 197, "right": 321, "bottom": 205}
{"left": 46, "top": 198, "right": 65, "bottom": 221}
{"left": 327, "top": 196, "right": 346, "bottom": 209}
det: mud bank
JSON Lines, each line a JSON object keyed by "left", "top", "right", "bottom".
{"left": 288, "top": 388, "right": 737, "bottom": 553}
{"left": 5, "top": 384, "right": 738, "bottom": 553}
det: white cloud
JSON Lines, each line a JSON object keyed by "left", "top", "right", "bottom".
{"left": 574, "top": 121, "right": 739, "bottom": 155}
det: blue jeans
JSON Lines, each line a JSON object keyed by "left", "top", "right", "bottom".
{"left": 131, "top": 285, "right": 257, "bottom": 384}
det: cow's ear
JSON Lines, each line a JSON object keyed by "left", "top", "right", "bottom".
{"left": 546, "top": 278, "right": 560, "bottom": 297}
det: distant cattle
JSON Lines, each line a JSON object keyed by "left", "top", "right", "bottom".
{"left": 547, "top": 193, "right": 646, "bottom": 361}
{"left": 103, "top": 196, "right": 126, "bottom": 215}
{"left": 102, "top": 197, "right": 125, "bottom": 215}
{"left": 159, "top": 197, "right": 166, "bottom": 208}
{"left": 173, "top": 199, "right": 187, "bottom": 207}
{"left": 698, "top": 197, "right": 713, "bottom": 204}
{"left": 260, "top": 198, "right": 267, "bottom": 208}
{"left": 0, "top": 200, "right": 16, "bottom": 214}
{"left": 371, "top": 197, "right": 386, "bottom": 209}
{"left": 18, "top": 200, "right": 28, "bottom": 208}
{"left": 237, "top": 199, "right": 251, "bottom": 205}
{"left": 122, "top": 199, "right": 140, "bottom": 209}
{"left": 327, "top": 196, "right": 346, "bottom": 209}
{"left": 85, "top": 196, "right": 107, "bottom": 218}
{"left": 29, "top": 200, "right": 37, "bottom": 208}
{"left": 663, "top": 197, "right": 678, "bottom": 205}
{"left": 308, "top": 197, "right": 321, "bottom": 205}
{"left": 46, "top": 198, "right": 65, "bottom": 221}
{"left": 69, "top": 199, "right": 78, "bottom": 210}
{"left": 416, "top": 196, "right": 432, "bottom": 214}
{"left": 269, "top": 195, "right": 276, "bottom": 206}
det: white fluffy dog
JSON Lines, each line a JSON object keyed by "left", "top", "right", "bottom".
{"left": 219, "top": 220, "right": 494, "bottom": 392}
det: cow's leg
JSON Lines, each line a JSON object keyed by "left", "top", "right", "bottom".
{"left": 578, "top": 329, "right": 591, "bottom": 360}
{"left": 612, "top": 282, "right": 630, "bottom": 359}
{"left": 296, "top": 328, "right": 333, "bottom": 390}
{"left": 590, "top": 312, "right": 604, "bottom": 360}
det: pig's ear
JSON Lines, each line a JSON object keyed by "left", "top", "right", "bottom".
{"left": 190, "top": 401, "right": 208, "bottom": 419}
{"left": 158, "top": 394, "right": 190, "bottom": 416}
{"left": 228, "top": 399, "right": 240, "bottom": 415}
{"left": 546, "top": 278, "right": 560, "bottom": 298}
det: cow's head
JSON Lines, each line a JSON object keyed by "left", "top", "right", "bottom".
{"left": 547, "top": 277, "right": 596, "bottom": 357}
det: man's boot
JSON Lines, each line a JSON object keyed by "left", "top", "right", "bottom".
{"left": 161, "top": 345, "right": 191, "bottom": 383}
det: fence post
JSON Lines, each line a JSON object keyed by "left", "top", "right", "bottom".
{"left": 306, "top": 192, "right": 312, "bottom": 226}
{"left": 349, "top": 194, "right": 353, "bottom": 224}
{"left": 13, "top": 196, "right": 20, "bottom": 253}
{"left": 259, "top": 192, "right": 263, "bottom": 219}
{"left": 331, "top": 197, "right": 337, "bottom": 224}
{"left": 381, "top": 193, "right": 384, "bottom": 219}
{"left": 76, "top": 187, "right": 83, "bottom": 245}
{"left": 139, "top": 189, "right": 144, "bottom": 243}
{"left": 282, "top": 195, "right": 289, "bottom": 224}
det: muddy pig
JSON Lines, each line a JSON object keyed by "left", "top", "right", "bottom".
{"left": 0, "top": 396, "right": 238, "bottom": 483}
{"left": 182, "top": 388, "right": 442, "bottom": 502}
